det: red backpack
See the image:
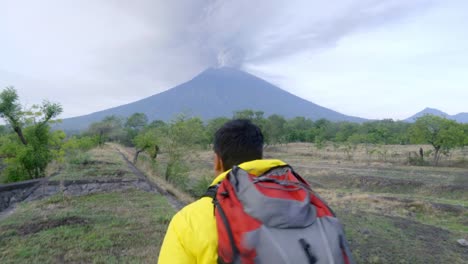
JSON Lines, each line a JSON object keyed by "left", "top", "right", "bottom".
{"left": 204, "top": 165, "right": 355, "bottom": 264}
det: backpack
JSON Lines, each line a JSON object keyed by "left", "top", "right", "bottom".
{"left": 204, "top": 165, "right": 355, "bottom": 264}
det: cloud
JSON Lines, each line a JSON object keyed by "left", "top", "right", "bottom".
{"left": 99, "top": 0, "right": 433, "bottom": 71}
{"left": 0, "top": 0, "right": 436, "bottom": 118}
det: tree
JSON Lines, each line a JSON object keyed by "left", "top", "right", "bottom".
{"left": 464, "top": 124, "right": 468, "bottom": 146}
{"left": 265, "top": 114, "right": 287, "bottom": 144}
{"left": 133, "top": 120, "right": 168, "bottom": 162}
{"left": 284, "top": 117, "right": 314, "bottom": 142}
{"left": 205, "top": 117, "right": 230, "bottom": 146}
{"left": 314, "top": 119, "right": 334, "bottom": 142}
{"left": 133, "top": 127, "right": 162, "bottom": 163}
{"left": 233, "top": 109, "right": 255, "bottom": 120}
{"left": 334, "top": 122, "right": 359, "bottom": 142}
{"left": 88, "top": 115, "right": 124, "bottom": 146}
{"left": 0, "top": 87, "right": 28, "bottom": 145}
{"left": 409, "top": 115, "right": 464, "bottom": 165}
{"left": 233, "top": 109, "right": 267, "bottom": 137}
{"left": 162, "top": 116, "right": 205, "bottom": 182}
{"left": 125, "top": 113, "right": 148, "bottom": 130}
{"left": 0, "top": 125, "right": 9, "bottom": 136}
{"left": 0, "top": 87, "right": 64, "bottom": 181}
{"left": 124, "top": 113, "right": 149, "bottom": 146}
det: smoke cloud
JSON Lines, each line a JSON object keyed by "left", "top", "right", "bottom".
{"left": 0, "top": 0, "right": 438, "bottom": 118}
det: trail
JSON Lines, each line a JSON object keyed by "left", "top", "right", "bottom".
{"left": 116, "top": 148, "right": 185, "bottom": 211}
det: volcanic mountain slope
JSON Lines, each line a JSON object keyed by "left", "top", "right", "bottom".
{"left": 58, "top": 67, "right": 367, "bottom": 131}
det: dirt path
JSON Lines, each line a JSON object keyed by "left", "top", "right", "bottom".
{"left": 0, "top": 205, "right": 16, "bottom": 221}
{"left": 116, "top": 148, "right": 185, "bottom": 211}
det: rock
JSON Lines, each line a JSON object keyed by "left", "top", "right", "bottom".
{"left": 64, "top": 185, "right": 82, "bottom": 196}
{"left": 457, "top": 239, "right": 468, "bottom": 247}
{"left": 1, "top": 177, "right": 159, "bottom": 213}
{"left": 359, "top": 228, "right": 371, "bottom": 235}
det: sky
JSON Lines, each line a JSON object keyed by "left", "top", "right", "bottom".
{"left": 0, "top": 0, "right": 467, "bottom": 121}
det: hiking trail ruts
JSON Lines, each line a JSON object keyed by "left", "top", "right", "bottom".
{"left": 115, "top": 148, "right": 185, "bottom": 210}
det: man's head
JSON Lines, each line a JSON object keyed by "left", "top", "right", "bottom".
{"left": 213, "top": 119, "right": 264, "bottom": 175}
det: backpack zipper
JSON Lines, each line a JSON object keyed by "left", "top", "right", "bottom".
{"left": 317, "top": 218, "right": 335, "bottom": 264}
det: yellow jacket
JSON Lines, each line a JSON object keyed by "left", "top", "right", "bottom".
{"left": 158, "top": 159, "right": 287, "bottom": 264}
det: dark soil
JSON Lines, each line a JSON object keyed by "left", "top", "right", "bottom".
{"left": 380, "top": 196, "right": 466, "bottom": 214}
{"left": 16, "top": 216, "right": 89, "bottom": 236}
{"left": 339, "top": 210, "right": 468, "bottom": 263}
{"left": 86, "top": 169, "right": 128, "bottom": 178}
{"left": 80, "top": 160, "right": 118, "bottom": 166}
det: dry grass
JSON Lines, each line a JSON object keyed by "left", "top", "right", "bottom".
{"left": 10, "top": 142, "right": 464, "bottom": 263}
{"left": 49, "top": 145, "right": 135, "bottom": 181}
{"left": 0, "top": 190, "right": 173, "bottom": 263}
{"left": 266, "top": 142, "right": 468, "bottom": 167}
{"left": 111, "top": 143, "right": 194, "bottom": 205}
{"left": 155, "top": 142, "right": 468, "bottom": 263}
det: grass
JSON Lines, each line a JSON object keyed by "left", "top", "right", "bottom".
{"left": 112, "top": 143, "right": 194, "bottom": 205}
{"left": 162, "top": 143, "right": 468, "bottom": 263}
{"left": 338, "top": 210, "right": 466, "bottom": 264}
{"left": 50, "top": 145, "right": 136, "bottom": 181}
{"left": 317, "top": 188, "right": 468, "bottom": 234}
{"left": 0, "top": 190, "right": 174, "bottom": 263}
{"left": 1, "top": 144, "right": 175, "bottom": 263}
{"left": 2, "top": 142, "right": 466, "bottom": 263}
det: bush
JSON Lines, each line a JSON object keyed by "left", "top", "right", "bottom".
{"left": 2, "top": 160, "right": 29, "bottom": 183}
{"left": 68, "top": 151, "right": 92, "bottom": 165}
{"left": 164, "top": 161, "right": 189, "bottom": 189}
{"left": 189, "top": 176, "right": 212, "bottom": 198}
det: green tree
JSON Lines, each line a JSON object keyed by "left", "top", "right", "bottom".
{"left": 133, "top": 127, "right": 163, "bottom": 163}
{"left": 284, "top": 117, "right": 314, "bottom": 142}
{"left": 265, "top": 114, "right": 287, "bottom": 144}
{"left": 233, "top": 110, "right": 267, "bottom": 138}
{"left": 205, "top": 117, "right": 230, "bottom": 146}
{"left": 148, "top": 120, "right": 167, "bottom": 129}
{"left": 124, "top": 113, "right": 149, "bottom": 146}
{"left": 0, "top": 87, "right": 64, "bottom": 181}
{"left": 409, "top": 115, "right": 464, "bottom": 165}
{"left": 334, "top": 122, "right": 359, "bottom": 142}
{"left": 0, "top": 87, "right": 29, "bottom": 144}
{"left": 0, "top": 125, "right": 7, "bottom": 135}
{"left": 162, "top": 116, "right": 205, "bottom": 183}
{"left": 88, "top": 115, "right": 124, "bottom": 146}
{"left": 125, "top": 113, "right": 148, "bottom": 130}
{"left": 233, "top": 109, "right": 255, "bottom": 120}
{"left": 313, "top": 118, "right": 333, "bottom": 142}
{"left": 464, "top": 124, "right": 468, "bottom": 146}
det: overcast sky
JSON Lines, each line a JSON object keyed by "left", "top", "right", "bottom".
{"left": 1, "top": 0, "right": 467, "bottom": 120}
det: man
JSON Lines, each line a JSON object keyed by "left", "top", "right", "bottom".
{"left": 158, "top": 119, "right": 353, "bottom": 263}
{"left": 159, "top": 119, "right": 283, "bottom": 263}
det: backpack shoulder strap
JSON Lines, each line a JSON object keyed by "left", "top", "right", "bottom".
{"left": 202, "top": 183, "right": 220, "bottom": 199}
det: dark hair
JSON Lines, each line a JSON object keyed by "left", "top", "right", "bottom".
{"left": 213, "top": 119, "right": 264, "bottom": 171}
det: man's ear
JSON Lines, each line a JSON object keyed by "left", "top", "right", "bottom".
{"left": 214, "top": 153, "right": 224, "bottom": 175}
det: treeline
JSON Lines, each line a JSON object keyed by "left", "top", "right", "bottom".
{"left": 84, "top": 109, "right": 468, "bottom": 166}
{"left": 1, "top": 86, "right": 468, "bottom": 184}
{"left": 85, "top": 109, "right": 468, "bottom": 147}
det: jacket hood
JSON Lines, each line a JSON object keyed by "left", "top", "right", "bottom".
{"left": 210, "top": 159, "right": 287, "bottom": 186}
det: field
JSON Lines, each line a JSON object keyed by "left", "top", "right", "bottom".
{"left": 0, "top": 143, "right": 467, "bottom": 263}
{"left": 0, "top": 145, "right": 175, "bottom": 263}
{"left": 175, "top": 143, "right": 468, "bottom": 263}
{"left": 263, "top": 143, "right": 467, "bottom": 263}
